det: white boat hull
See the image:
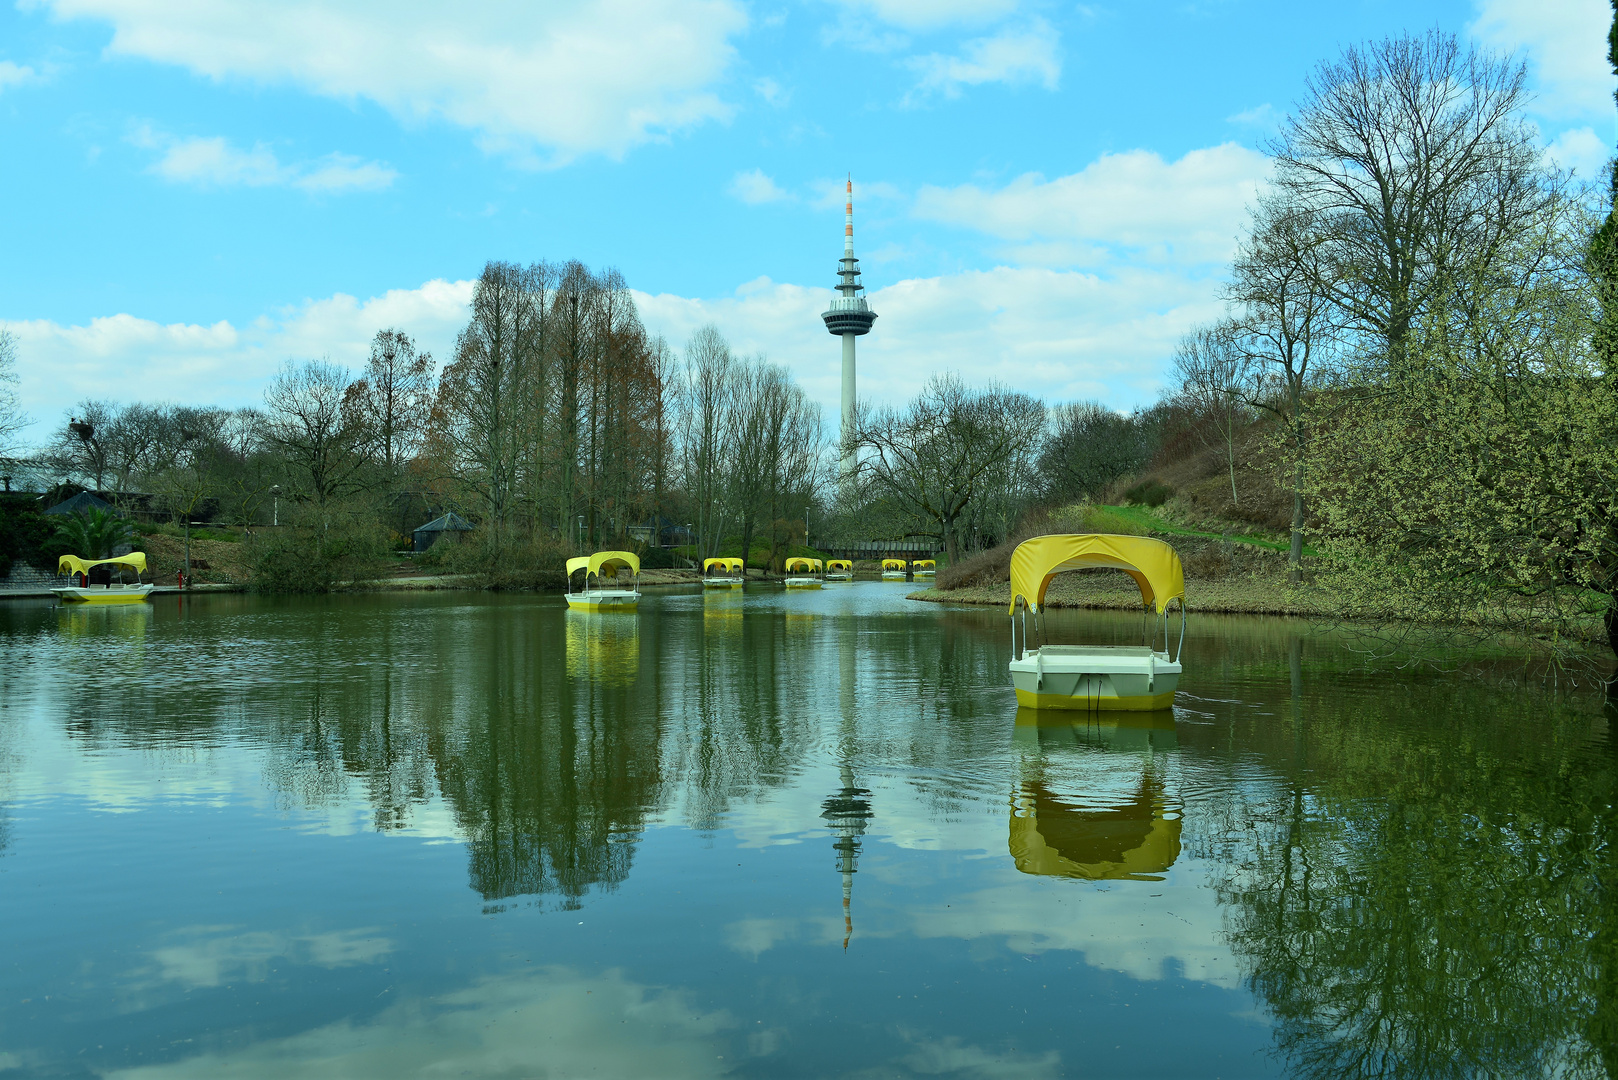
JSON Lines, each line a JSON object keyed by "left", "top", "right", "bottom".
{"left": 881, "top": 571, "right": 906, "bottom": 580}
{"left": 702, "top": 577, "right": 744, "bottom": 589}
{"left": 52, "top": 584, "right": 154, "bottom": 605}
{"left": 566, "top": 589, "right": 639, "bottom": 611}
{"left": 784, "top": 577, "right": 822, "bottom": 589}
{"left": 825, "top": 573, "right": 853, "bottom": 582}
{"left": 1009, "top": 645, "right": 1179, "bottom": 711}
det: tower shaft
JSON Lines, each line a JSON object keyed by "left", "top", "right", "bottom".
{"left": 841, "top": 333, "right": 856, "bottom": 477}
{"left": 821, "top": 175, "right": 876, "bottom": 486}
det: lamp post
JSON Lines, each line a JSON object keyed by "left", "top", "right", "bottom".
{"left": 271, "top": 485, "right": 281, "bottom": 528}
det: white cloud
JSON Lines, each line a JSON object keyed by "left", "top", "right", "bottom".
{"left": 1470, "top": 0, "right": 1615, "bottom": 119}
{"left": 1226, "top": 102, "right": 1278, "bottom": 131}
{"left": 727, "top": 168, "right": 790, "bottom": 205}
{"left": 2, "top": 278, "right": 473, "bottom": 447}
{"left": 1543, "top": 125, "right": 1611, "bottom": 179}
{"left": 837, "top": 0, "right": 1022, "bottom": 31}
{"left": 906, "top": 20, "right": 1060, "bottom": 100}
{"left": 634, "top": 265, "right": 1220, "bottom": 424}
{"left": 33, "top": 0, "right": 747, "bottom": 164}
{"left": 912, "top": 143, "right": 1269, "bottom": 267}
{"left": 8, "top": 248, "right": 1219, "bottom": 455}
{"left": 129, "top": 126, "right": 398, "bottom": 192}
{"left": 0, "top": 59, "right": 39, "bottom": 90}
{"left": 753, "top": 77, "right": 787, "bottom": 106}
{"left": 104, "top": 966, "right": 734, "bottom": 1080}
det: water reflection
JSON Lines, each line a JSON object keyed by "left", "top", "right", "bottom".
{"left": 1008, "top": 710, "right": 1182, "bottom": 881}
{"left": 564, "top": 610, "right": 640, "bottom": 685}
{"left": 2, "top": 592, "right": 1617, "bottom": 1078}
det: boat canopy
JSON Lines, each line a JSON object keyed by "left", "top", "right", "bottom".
{"left": 1009, "top": 534, "right": 1184, "bottom": 614}
{"left": 785, "top": 557, "right": 821, "bottom": 573}
{"left": 566, "top": 556, "right": 590, "bottom": 578}
{"left": 826, "top": 559, "right": 853, "bottom": 571}
{"left": 588, "top": 551, "right": 639, "bottom": 579}
{"left": 59, "top": 552, "right": 147, "bottom": 577}
{"left": 882, "top": 558, "right": 907, "bottom": 570}
{"left": 914, "top": 559, "right": 936, "bottom": 569}
{"left": 703, "top": 557, "right": 744, "bottom": 573}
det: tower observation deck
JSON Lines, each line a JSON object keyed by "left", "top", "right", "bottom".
{"left": 822, "top": 177, "right": 875, "bottom": 480}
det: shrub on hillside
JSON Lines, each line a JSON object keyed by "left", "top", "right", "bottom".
{"left": 0, "top": 499, "right": 61, "bottom": 577}
{"left": 249, "top": 515, "right": 389, "bottom": 593}
{"left": 1124, "top": 480, "right": 1174, "bottom": 507}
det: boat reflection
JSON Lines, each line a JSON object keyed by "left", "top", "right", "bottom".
{"left": 563, "top": 609, "right": 640, "bottom": 685}
{"left": 56, "top": 601, "right": 153, "bottom": 640}
{"left": 1008, "top": 709, "right": 1181, "bottom": 881}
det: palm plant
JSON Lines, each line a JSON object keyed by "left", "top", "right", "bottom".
{"left": 53, "top": 507, "right": 136, "bottom": 560}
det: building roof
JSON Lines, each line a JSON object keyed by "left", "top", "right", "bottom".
{"left": 43, "top": 491, "right": 116, "bottom": 516}
{"left": 413, "top": 511, "right": 474, "bottom": 535}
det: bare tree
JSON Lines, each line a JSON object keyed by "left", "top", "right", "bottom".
{"left": 1228, "top": 198, "right": 1339, "bottom": 580}
{"left": 0, "top": 330, "right": 27, "bottom": 454}
{"left": 1269, "top": 30, "right": 1548, "bottom": 367}
{"left": 1037, "top": 401, "right": 1153, "bottom": 505}
{"left": 428, "top": 262, "right": 547, "bottom": 546}
{"left": 262, "top": 359, "right": 369, "bottom": 509}
{"left": 347, "top": 329, "right": 435, "bottom": 478}
{"left": 678, "top": 325, "right": 737, "bottom": 560}
{"left": 853, "top": 375, "right": 1045, "bottom": 562}
{"left": 1173, "top": 321, "right": 1254, "bottom": 506}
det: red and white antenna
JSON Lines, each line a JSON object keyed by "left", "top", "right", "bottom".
{"left": 844, "top": 174, "right": 854, "bottom": 255}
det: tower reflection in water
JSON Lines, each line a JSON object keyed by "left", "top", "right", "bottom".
{"left": 1008, "top": 708, "right": 1181, "bottom": 882}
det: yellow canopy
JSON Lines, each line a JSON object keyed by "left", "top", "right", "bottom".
{"left": 882, "top": 558, "right": 907, "bottom": 569}
{"left": 703, "top": 557, "right": 744, "bottom": 573}
{"left": 826, "top": 559, "right": 853, "bottom": 571}
{"left": 587, "top": 551, "right": 639, "bottom": 579}
{"left": 1010, "top": 534, "right": 1183, "bottom": 614}
{"left": 566, "top": 556, "right": 589, "bottom": 577}
{"left": 914, "top": 559, "right": 936, "bottom": 569}
{"left": 785, "top": 557, "right": 821, "bottom": 573}
{"left": 59, "top": 552, "right": 147, "bottom": 577}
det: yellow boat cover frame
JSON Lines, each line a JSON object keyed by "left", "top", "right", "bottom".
{"left": 881, "top": 559, "right": 907, "bottom": 570}
{"left": 826, "top": 559, "right": 853, "bottom": 571}
{"left": 785, "top": 557, "right": 821, "bottom": 573}
{"left": 703, "top": 557, "right": 744, "bottom": 573}
{"left": 588, "top": 551, "right": 639, "bottom": 579}
{"left": 914, "top": 559, "right": 936, "bottom": 569}
{"left": 566, "top": 556, "right": 590, "bottom": 578}
{"left": 59, "top": 552, "right": 148, "bottom": 577}
{"left": 1009, "top": 534, "right": 1184, "bottom": 614}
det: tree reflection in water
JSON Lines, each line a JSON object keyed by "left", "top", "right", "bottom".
{"left": 1201, "top": 670, "right": 1618, "bottom": 1079}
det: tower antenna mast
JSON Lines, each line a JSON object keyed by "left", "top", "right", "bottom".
{"left": 821, "top": 175, "right": 876, "bottom": 484}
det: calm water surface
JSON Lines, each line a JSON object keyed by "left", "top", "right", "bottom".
{"left": 1, "top": 585, "right": 1614, "bottom": 1078}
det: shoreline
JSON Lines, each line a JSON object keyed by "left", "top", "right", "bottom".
{"left": 905, "top": 576, "right": 1338, "bottom": 618}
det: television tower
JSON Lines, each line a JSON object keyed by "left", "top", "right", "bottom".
{"left": 821, "top": 176, "right": 876, "bottom": 480}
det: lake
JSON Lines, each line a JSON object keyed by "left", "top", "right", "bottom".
{"left": 1, "top": 585, "right": 1613, "bottom": 1078}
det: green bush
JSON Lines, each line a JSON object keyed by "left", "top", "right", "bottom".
{"left": 248, "top": 515, "right": 390, "bottom": 593}
{"left": 1123, "top": 480, "right": 1174, "bottom": 507}
{"left": 0, "top": 498, "right": 61, "bottom": 577}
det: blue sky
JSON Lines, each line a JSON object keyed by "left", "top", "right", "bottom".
{"left": 1, "top": 0, "right": 1612, "bottom": 447}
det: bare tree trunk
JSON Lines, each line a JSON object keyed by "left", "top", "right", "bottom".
{"left": 1290, "top": 490, "right": 1305, "bottom": 584}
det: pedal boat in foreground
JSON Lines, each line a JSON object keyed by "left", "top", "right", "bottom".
{"left": 825, "top": 559, "right": 854, "bottom": 582}
{"left": 784, "top": 557, "right": 824, "bottom": 589}
{"left": 53, "top": 553, "right": 155, "bottom": 604}
{"left": 702, "top": 556, "right": 745, "bottom": 588}
{"left": 1008, "top": 534, "right": 1185, "bottom": 711}
{"left": 881, "top": 558, "right": 908, "bottom": 581}
{"left": 565, "top": 551, "right": 640, "bottom": 611}
{"left": 912, "top": 559, "right": 936, "bottom": 580}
